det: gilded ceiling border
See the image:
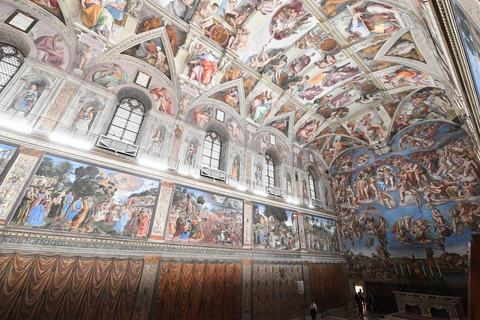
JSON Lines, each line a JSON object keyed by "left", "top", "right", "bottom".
{"left": 429, "top": 0, "right": 480, "bottom": 153}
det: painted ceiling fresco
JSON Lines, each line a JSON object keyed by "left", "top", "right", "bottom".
{"left": 3, "top": 0, "right": 467, "bottom": 172}
{"left": 2, "top": 0, "right": 478, "bottom": 287}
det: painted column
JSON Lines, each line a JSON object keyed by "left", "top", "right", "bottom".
{"left": 150, "top": 181, "right": 174, "bottom": 241}
{"left": 298, "top": 212, "right": 307, "bottom": 252}
{"left": 132, "top": 255, "right": 162, "bottom": 320}
{"left": 245, "top": 151, "right": 252, "bottom": 190}
{"left": 337, "top": 221, "right": 344, "bottom": 254}
{"left": 36, "top": 81, "right": 79, "bottom": 133}
{"left": 0, "top": 147, "right": 43, "bottom": 224}
{"left": 242, "top": 259, "right": 252, "bottom": 320}
{"left": 167, "top": 124, "right": 183, "bottom": 170}
{"left": 243, "top": 200, "right": 252, "bottom": 248}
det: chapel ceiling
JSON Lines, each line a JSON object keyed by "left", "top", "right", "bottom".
{"left": 7, "top": 0, "right": 467, "bottom": 171}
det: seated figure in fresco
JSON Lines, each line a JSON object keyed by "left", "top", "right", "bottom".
{"left": 80, "top": 0, "right": 116, "bottom": 41}
{"left": 93, "top": 63, "right": 128, "bottom": 88}
{"left": 346, "top": 4, "right": 400, "bottom": 42}
{"left": 26, "top": 200, "right": 51, "bottom": 227}
{"left": 165, "top": 0, "right": 197, "bottom": 21}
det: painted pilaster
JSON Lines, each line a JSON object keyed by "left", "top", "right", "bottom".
{"left": 0, "top": 147, "right": 43, "bottom": 224}
{"left": 167, "top": 124, "right": 183, "bottom": 170}
{"left": 242, "top": 259, "right": 252, "bottom": 320}
{"left": 245, "top": 151, "right": 252, "bottom": 190}
{"left": 298, "top": 212, "right": 307, "bottom": 252}
{"left": 132, "top": 255, "right": 162, "bottom": 320}
{"left": 150, "top": 181, "right": 174, "bottom": 241}
{"left": 243, "top": 200, "right": 252, "bottom": 248}
{"left": 36, "top": 81, "right": 79, "bottom": 133}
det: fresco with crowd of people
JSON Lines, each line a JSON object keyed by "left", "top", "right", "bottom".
{"left": 166, "top": 185, "right": 244, "bottom": 246}
{"left": 252, "top": 203, "right": 300, "bottom": 251}
{"left": 304, "top": 214, "right": 339, "bottom": 253}
{"left": 331, "top": 121, "right": 478, "bottom": 285}
{"left": 8, "top": 155, "right": 160, "bottom": 239}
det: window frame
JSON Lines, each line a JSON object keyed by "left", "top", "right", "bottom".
{"left": 106, "top": 97, "right": 145, "bottom": 145}
{"left": 201, "top": 131, "right": 222, "bottom": 170}
{"left": 308, "top": 170, "right": 316, "bottom": 199}
{"left": 265, "top": 153, "right": 276, "bottom": 187}
{"left": 0, "top": 43, "right": 24, "bottom": 94}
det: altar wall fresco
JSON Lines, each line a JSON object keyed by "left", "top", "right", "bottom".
{"left": 332, "top": 121, "right": 477, "bottom": 286}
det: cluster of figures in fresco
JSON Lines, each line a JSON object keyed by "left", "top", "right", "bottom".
{"left": 2, "top": 153, "right": 338, "bottom": 252}
{"left": 9, "top": 155, "right": 159, "bottom": 239}
{"left": 332, "top": 122, "right": 477, "bottom": 282}
{"left": 253, "top": 204, "right": 300, "bottom": 250}
{"left": 304, "top": 215, "right": 339, "bottom": 253}
{"left": 166, "top": 186, "right": 244, "bottom": 246}
{"left": 251, "top": 203, "right": 339, "bottom": 252}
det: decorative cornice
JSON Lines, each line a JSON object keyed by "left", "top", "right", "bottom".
{"left": 0, "top": 229, "right": 345, "bottom": 264}
{"left": 429, "top": 0, "right": 480, "bottom": 151}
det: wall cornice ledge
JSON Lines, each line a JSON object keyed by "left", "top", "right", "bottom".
{"left": 0, "top": 229, "right": 345, "bottom": 264}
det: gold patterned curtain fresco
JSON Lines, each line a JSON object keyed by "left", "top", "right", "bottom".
{"left": 252, "top": 264, "right": 304, "bottom": 320}
{"left": 310, "top": 264, "right": 346, "bottom": 311}
{"left": 0, "top": 253, "right": 143, "bottom": 320}
{"left": 151, "top": 261, "right": 241, "bottom": 320}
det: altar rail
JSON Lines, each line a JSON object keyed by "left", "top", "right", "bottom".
{"left": 393, "top": 291, "right": 466, "bottom": 320}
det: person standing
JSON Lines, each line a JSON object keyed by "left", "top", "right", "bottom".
{"left": 366, "top": 292, "right": 374, "bottom": 313}
{"left": 309, "top": 300, "right": 317, "bottom": 320}
{"left": 355, "top": 291, "right": 364, "bottom": 317}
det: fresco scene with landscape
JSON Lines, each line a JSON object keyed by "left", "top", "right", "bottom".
{"left": 253, "top": 203, "right": 300, "bottom": 251}
{"left": 8, "top": 155, "right": 160, "bottom": 239}
{"left": 166, "top": 185, "right": 243, "bottom": 246}
{"left": 0, "top": 142, "right": 17, "bottom": 176}
{"left": 304, "top": 214, "right": 339, "bottom": 253}
{"left": 331, "top": 121, "right": 478, "bottom": 285}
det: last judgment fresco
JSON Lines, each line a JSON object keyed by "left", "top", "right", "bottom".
{"left": 166, "top": 185, "right": 244, "bottom": 246}
{"left": 332, "top": 121, "right": 477, "bottom": 284}
{"left": 8, "top": 155, "right": 160, "bottom": 239}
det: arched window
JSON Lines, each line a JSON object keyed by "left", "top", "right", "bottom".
{"left": 308, "top": 170, "right": 316, "bottom": 199}
{"left": 202, "top": 131, "right": 222, "bottom": 169}
{"left": 0, "top": 43, "right": 24, "bottom": 93}
{"left": 106, "top": 97, "right": 145, "bottom": 145}
{"left": 265, "top": 153, "right": 276, "bottom": 187}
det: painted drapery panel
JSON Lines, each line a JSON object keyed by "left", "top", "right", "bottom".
{"left": 251, "top": 263, "right": 304, "bottom": 320}
{"left": 332, "top": 121, "right": 477, "bottom": 285}
{"left": 310, "top": 264, "right": 347, "bottom": 312}
{"left": 8, "top": 154, "right": 160, "bottom": 239}
{"left": 166, "top": 185, "right": 243, "bottom": 246}
{"left": 304, "top": 215, "right": 340, "bottom": 253}
{"left": 252, "top": 203, "right": 300, "bottom": 250}
{"left": 0, "top": 253, "right": 143, "bottom": 320}
{"left": 150, "top": 261, "right": 241, "bottom": 320}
